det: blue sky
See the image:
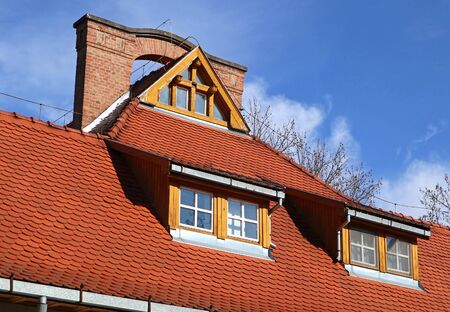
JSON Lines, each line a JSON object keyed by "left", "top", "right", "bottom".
{"left": 1, "top": 0, "right": 449, "bottom": 217}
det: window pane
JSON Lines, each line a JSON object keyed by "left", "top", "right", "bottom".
{"left": 398, "top": 241, "right": 409, "bottom": 256}
{"left": 387, "top": 254, "right": 397, "bottom": 270}
{"left": 228, "top": 218, "right": 241, "bottom": 236}
{"left": 195, "top": 72, "right": 205, "bottom": 85}
{"left": 399, "top": 256, "right": 410, "bottom": 273}
{"left": 197, "top": 192, "right": 212, "bottom": 211}
{"left": 181, "top": 69, "right": 190, "bottom": 80}
{"left": 176, "top": 87, "right": 188, "bottom": 110}
{"left": 195, "top": 93, "right": 206, "bottom": 115}
{"left": 362, "top": 232, "right": 375, "bottom": 248}
{"left": 228, "top": 200, "right": 241, "bottom": 217}
{"left": 159, "top": 86, "right": 169, "bottom": 105}
{"left": 213, "top": 102, "right": 226, "bottom": 121}
{"left": 244, "top": 203, "right": 257, "bottom": 221}
{"left": 386, "top": 237, "right": 396, "bottom": 252}
{"left": 244, "top": 222, "right": 257, "bottom": 239}
{"left": 351, "top": 245, "right": 362, "bottom": 262}
{"left": 363, "top": 248, "right": 375, "bottom": 265}
{"left": 350, "top": 230, "right": 362, "bottom": 245}
{"left": 197, "top": 211, "right": 212, "bottom": 230}
{"left": 180, "top": 188, "right": 195, "bottom": 206}
{"left": 180, "top": 208, "right": 194, "bottom": 226}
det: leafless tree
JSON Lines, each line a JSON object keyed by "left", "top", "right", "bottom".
{"left": 243, "top": 97, "right": 381, "bottom": 205}
{"left": 420, "top": 174, "right": 450, "bottom": 224}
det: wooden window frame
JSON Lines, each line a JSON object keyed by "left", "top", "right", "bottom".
{"left": 386, "top": 236, "right": 413, "bottom": 277}
{"left": 227, "top": 199, "right": 259, "bottom": 242}
{"left": 155, "top": 61, "right": 229, "bottom": 126}
{"left": 179, "top": 187, "right": 214, "bottom": 233}
{"left": 349, "top": 228, "right": 379, "bottom": 270}
{"left": 342, "top": 224, "right": 419, "bottom": 280}
{"left": 168, "top": 177, "right": 271, "bottom": 248}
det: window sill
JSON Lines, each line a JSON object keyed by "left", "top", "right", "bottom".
{"left": 344, "top": 264, "right": 422, "bottom": 290}
{"left": 170, "top": 228, "right": 273, "bottom": 260}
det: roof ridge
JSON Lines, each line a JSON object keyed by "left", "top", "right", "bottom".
{"left": 107, "top": 97, "right": 140, "bottom": 139}
{"left": 0, "top": 109, "right": 107, "bottom": 141}
{"left": 251, "top": 135, "right": 353, "bottom": 204}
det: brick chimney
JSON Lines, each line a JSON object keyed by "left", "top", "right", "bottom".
{"left": 71, "top": 14, "right": 247, "bottom": 130}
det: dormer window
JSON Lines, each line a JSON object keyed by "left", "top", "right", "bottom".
{"left": 195, "top": 93, "right": 207, "bottom": 115}
{"left": 176, "top": 87, "right": 189, "bottom": 110}
{"left": 213, "top": 101, "right": 226, "bottom": 121}
{"left": 141, "top": 47, "right": 250, "bottom": 133}
{"left": 227, "top": 199, "right": 258, "bottom": 240}
{"left": 154, "top": 58, "right": 229, "bottom": 124}
{"left": 180, "top": 188, "right": 213, "bottom": 231}
{"left": 350, "top": 229, "right": 377, "bottom": 268}
{"left": 159, "top": 86, "right": 170, "bottom": 105}
{"left": 386, "top": 237, "right": 411, "bottom": 275}
{"left": 343, "top": 225, "right": 417, "bottom": 281}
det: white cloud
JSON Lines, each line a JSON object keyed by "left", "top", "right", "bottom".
{"left": 380, "top": 159, "right": 450, "bottom": 218}
{"left": 405, "top": 123, "right": 446, "bottom": 161}
{"left": 243, "top": 77, "right": 325, "bottom": 134}
{"left": 328, "top": 116, "right": 360, "bottom": 159}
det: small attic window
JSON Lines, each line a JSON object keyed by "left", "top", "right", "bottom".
{"left": 342, "top": 225, "right": 418, "bottom": 281}
{"left": 181, "top": 69, "right": 190, "bottom": 80}
{"left": 176, "top": 87, "right": 189, "bottom": 110}
{"left": 228, "top": 199, "right": 258, "bottom": 240}
{"left": 213, "top": 102, "right": 226, "bottom": 121}
{"left": 179, "top": 188, "right": 213, "bottom": 231}
{"left": 195, "top": 72, "right": 206, "bottom": 85}
{"left": 195, "top": 93, "right": 207, "bottom": 115}
{"left": 159, "top": 86, "right": 170, "bottom": 105}
{"left": 387, "top": 237, "right": 411, "bottom": 275}
{"left": 350, "top": 229, "right": 377, "bottom": 268}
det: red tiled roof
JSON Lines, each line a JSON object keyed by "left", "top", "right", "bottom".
{"left": 111, "top": 100, "right": 351, "bottom": 204}
{"left": 1, "top": 111, "right": 450, "bottom": 311}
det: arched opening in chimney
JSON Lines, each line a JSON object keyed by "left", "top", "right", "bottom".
{"left": 130, "top": 54, "right": 173, "bottom": 85}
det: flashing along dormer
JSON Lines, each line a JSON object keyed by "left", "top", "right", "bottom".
{"left": 339, "top": 206, "right": 431, "bottom": 289}
{"left": 136, "top": 47, "right": 250, "bottom": 133}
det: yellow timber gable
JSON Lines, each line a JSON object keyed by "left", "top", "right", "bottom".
{"left": 140, "top": 47, "right": 250, "bottom": 133}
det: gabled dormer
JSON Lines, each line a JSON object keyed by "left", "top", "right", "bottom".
{"left": 138, "top": 47, "right": 250, "bottom": 133}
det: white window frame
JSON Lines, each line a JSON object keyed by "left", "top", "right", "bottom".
{"left": 179, "top": 187, "right": 213, "bottom": 232}
{"left": 195, "top": 92, "right": 207, "bottom": 115}
{"left": 227, "top": 199, "right": 259, "bottom": 242}
{"left": 349, "top": 229, "right": 378, "bottom": 268}
{"left": 386, "top": 237, "right": 412, "bottom": 275}
{"left": 176, "top": 86, "right": 189, "bottom": 110}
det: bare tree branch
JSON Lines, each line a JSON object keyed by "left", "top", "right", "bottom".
{"left": 420, "top": 174, "right": 450, "bottom": 224}
{"left": 243, "top": 98, "right": 381, "bottom": 205}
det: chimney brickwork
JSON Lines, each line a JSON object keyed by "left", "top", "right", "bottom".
{"left": 72, "top": 14, "right": 247, "bottom": 129}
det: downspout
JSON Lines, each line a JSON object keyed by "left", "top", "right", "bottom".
{"left": 268, "top": 197, "right": 284, "bottom": 249}
{"left": 336, "top": 208, "right": 351, "bottom": 262}
{"left": 38, "top": 296, "right": 47, "bottom": 312}
{"left": 268, "top": 197, "right": 283, "bottom": 216}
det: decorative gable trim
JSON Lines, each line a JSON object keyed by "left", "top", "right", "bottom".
{"left": 139, "top": 47, "right": 250, "bottom": 132}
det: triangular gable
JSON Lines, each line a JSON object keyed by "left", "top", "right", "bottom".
{"left": 139, "top": 47, "right": 249, "bottom": 133}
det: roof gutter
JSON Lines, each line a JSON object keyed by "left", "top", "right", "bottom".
{"left": 0, "top": 277, "right": 203, "bottom": 312}
{"left": 347, "top": 208, "right": 431, "bottom": 237}
{"left": 171, "top": 163, "right": 285, "bottom": 200}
